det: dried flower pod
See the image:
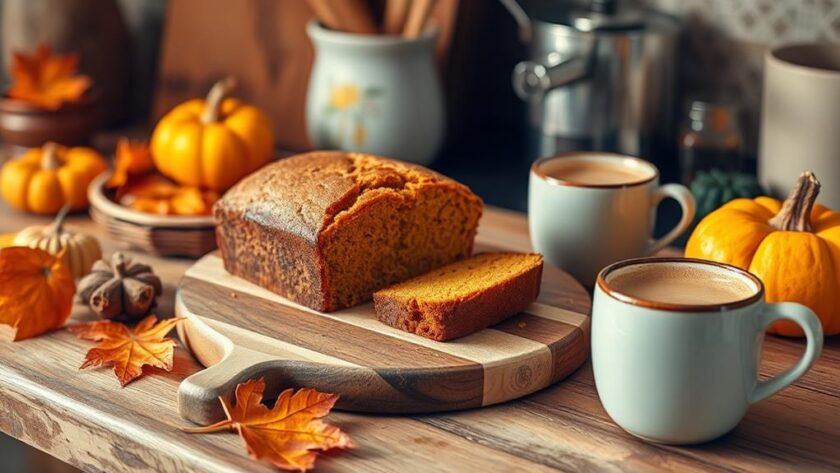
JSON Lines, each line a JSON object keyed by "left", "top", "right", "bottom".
{"left": 77, "top": 252, "right": 162, "bottom": 321}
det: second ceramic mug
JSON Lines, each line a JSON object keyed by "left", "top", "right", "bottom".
{"left": 528, "top": 153, "right": 696, "bottom": 285}
{"left": 592, "top": 257, "right": 823, "bottom": 444}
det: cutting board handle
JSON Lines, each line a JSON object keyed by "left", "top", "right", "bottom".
{"left": 178, "top": 346, "right": 282, "bottom": 424}
{"left": 179, "top": 344, "right": 383, "bottom": 424}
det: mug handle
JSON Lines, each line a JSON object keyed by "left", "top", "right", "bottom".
{"left": 750, "top": 302, "right": 824, "bottom": 404}
{"left": 646, "top": 184, "right": 696, "bottom": 255}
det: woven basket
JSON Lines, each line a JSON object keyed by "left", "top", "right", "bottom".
{"left": 87, "top": 173, "right": 217, "bottom": 258}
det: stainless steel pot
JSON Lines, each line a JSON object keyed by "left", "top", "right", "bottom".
{"left": 506, "top": 0, "right": 679, "bottom": 162}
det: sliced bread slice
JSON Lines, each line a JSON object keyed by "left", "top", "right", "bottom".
{"left": 373, "top": 252, "right": 543, "bottom": 341}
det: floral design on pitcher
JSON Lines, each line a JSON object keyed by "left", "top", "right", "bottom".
{"left": 330, "top": 84, "right": 360, "bottom": 110}
{"left": 323, "top": 82, "right": 382, "bottom": 148}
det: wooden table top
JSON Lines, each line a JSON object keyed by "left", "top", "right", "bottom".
{"left": 1, "top": 203, "right": 838, "bottom": 472}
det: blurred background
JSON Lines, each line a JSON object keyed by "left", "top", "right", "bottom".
{"left": 3, "top": 0, "right": 839, "bottom": 209}
{"left": 1, "top": 0, "right": 840, "bottom": 470}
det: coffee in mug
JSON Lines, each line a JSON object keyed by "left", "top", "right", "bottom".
{"left": 540, "top": 159, "right": 652, "bottom": 186}
{"left": 606, "top": 262, "right": 756, "bottom": 305}
{"left": 592, "top": 257, "right": 823, "bottom": 444}
{"left": 528, "top": 153, "right": 696, "bottom": 286}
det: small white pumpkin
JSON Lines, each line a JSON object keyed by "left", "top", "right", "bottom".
{"left": 13, "top": 205, "right": 102, "bottom": 279}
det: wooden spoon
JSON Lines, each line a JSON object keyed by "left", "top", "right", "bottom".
{"left": 306, "top": 0, "right": 378, "bottom": 34}
{"left": 403, "top": 0, "right": 437, "bottom": 39}
{"left": 384, "top": 0, "right": 411, "bottom": 35}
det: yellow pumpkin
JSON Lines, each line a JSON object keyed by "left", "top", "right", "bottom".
{"left": 687, "top": 172, "right": 840, "bottom": 336}
{"left": 150, "top": 77, "right": 274, "bottom": 191}
{"left": 0, "top": 142, "right": 107, "bottom": 214}
{"left": 13, "top": 205, "right": 102, "bottom": 279}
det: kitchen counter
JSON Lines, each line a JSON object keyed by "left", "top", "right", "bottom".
{"left": 0, "top": 202, "right": 838, "bottom": 472}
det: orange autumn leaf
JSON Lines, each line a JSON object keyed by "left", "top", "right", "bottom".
{"left": 129, "top": 196, "right": 173, "bottom": 215}
{"left": 118, "top": 174, "right": 178, "bottom": 214}
{"left": 0, "top": 247, "right": 75, "bottom": 340}
{"left": 69, "top": 315, "right": 181, "bottom": 386}
{"left": 118, "top": 174, "right": 219, "bottom": 216}
{"left": 184, "top": 378, "right": 354, "bottom": 471}
{"left": 106, "top": 138, "right": 155, "bottom": 189}
{"left": 120, "top": 173, "right": 177, "bottom": 198}
{"left": 7, "top": 43, "right": 91, "bottom": 110}
{"left": 170, "top": 187, "right": 220, "bottom": 215}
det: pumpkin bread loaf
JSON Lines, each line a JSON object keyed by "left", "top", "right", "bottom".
{"left": 373, "top": 252, "right": 543, "bottom": 341}
{"left": 214, "top": 151, "right": 483, "bottom": 312}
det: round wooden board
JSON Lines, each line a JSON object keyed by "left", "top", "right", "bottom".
{"left": 176, "top": 249, "right": 591, "bottom": 425}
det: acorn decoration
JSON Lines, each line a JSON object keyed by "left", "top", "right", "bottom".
{"left": 78, "top": 252, "right": 162, "bottom": 321}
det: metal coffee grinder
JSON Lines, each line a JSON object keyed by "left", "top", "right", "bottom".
{"left": 505, "top": 0, "right": 679, "bottom": 164}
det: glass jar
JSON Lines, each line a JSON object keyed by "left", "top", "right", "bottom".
{"left": 678, "top": 100, "right": 743, "bottom": 185}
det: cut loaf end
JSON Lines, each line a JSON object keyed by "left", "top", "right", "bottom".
{"left": 373, "top": 252, "right": 544, "bottom": 341}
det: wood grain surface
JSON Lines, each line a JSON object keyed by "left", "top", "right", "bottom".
{"left": 176, "top": 247, "right": 589, "bottom": 422}
{"left": 0, "top": 204, "right": 838, "bottom": 472}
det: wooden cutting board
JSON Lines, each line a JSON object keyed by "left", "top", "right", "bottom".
{"left": 176, "top": 245, "right": 590, "bottom": 425}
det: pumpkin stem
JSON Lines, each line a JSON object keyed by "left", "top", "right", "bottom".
{"left": 200, "top": 77, "right": 237, "bottom": 124}
{"left": 112, "top": 252, "right": 128, "bottom": 278}
{"left": 51, "top": 204, "right": 71, "bottom": 237}
{"left": 40, "top": 142, "right": 61, "bottom": 170}
{"left": 768, "top": 171, "right": 821, "bottom": 232}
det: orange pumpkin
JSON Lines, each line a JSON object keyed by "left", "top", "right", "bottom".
{"left": 0, "top": 142, "right": 107, "bottom": 214}
{"left": 686, "top": 172, "right": 840, "bottom": 336}
{"left": 150, "top": 77, "right": 274, "bottom": 192}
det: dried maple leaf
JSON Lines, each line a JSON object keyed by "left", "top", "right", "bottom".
{"left": 106, "top": 138, "right": 155, "bottom": 189}
{"left": 170, "top": 187, "right": 220, "bottom": 215}
{"left": 7, "top": 43, "right": 91, "bottom": 110}
{"left": 119, "top": 173, "right": 177, "bottom": 198}
{"left": 117, "top": 174, "right": 219, "bottom": 216}
{"left": 0, "top": 247, "right": 75, "bottom": 340}
{"left": 183, "top": 378, "right": 354, "bottom": 471}
{"left": 69, "top": 315, "right": 181, "bottom": 386}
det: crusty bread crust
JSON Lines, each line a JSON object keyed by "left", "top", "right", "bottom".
{"left": 214, "top": 151, "right": 483, "bottom": 312}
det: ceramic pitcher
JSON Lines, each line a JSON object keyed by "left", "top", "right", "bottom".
{"left": 305, "top": 21, "right": 444, "bottom": 166}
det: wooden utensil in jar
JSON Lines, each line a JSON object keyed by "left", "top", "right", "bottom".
{"left": 306, "top": 0, "right": 377, "bottom": 34}
{"left": 305, "top": 0, "right": 342, "bottom": 31}
{"left": 384, "top": 0, "right": 411, "bottom": 34}
{"left": 404, "top": 0, "right": 436, "bottom": 38}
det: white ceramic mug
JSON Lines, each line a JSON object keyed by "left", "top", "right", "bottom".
{"left": 592, "top": 257, "right": 824, "bottom": 444}
{"left": 761, "top": 43, "right": 840, "bottom": 207}
{"left": 528, "top": 153, "right": 696, "bottom": 286}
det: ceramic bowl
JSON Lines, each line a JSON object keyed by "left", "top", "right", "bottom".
{"left": 0, "top": 92, "right": 103, "bottom": 147}
{"left": 87, "top": 173, "right": 217, "bottom": 258}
